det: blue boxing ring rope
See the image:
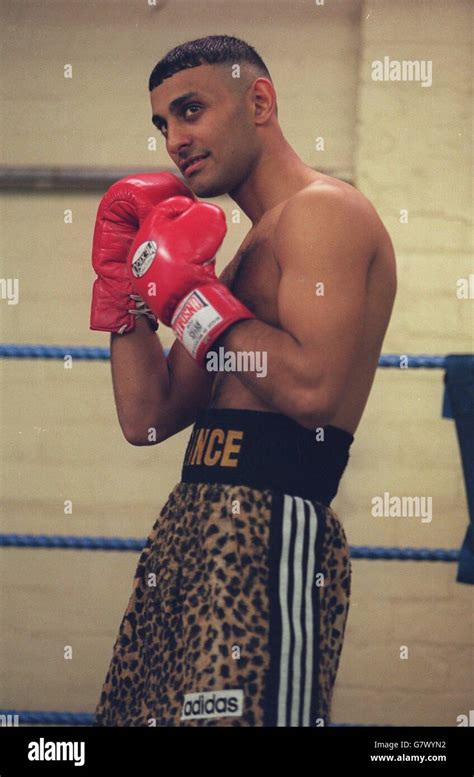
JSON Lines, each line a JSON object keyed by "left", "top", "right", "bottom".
{"left": 0, "top": 531, "right": 460, "bottom": 562}
{"left": 0, "top": 344, "right": 447, "bottom": 368}
{"left": 0, "top": 345, "right": 468, "bottom": 727}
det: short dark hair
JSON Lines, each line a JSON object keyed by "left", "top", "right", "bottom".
{"left": 149, "top": 34, "right": 272, "bottom": 92}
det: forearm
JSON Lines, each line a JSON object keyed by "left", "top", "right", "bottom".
{"left": 110, "top": 317, "right": 170, "bottom": 443}
{"left": 214, "top": 319, "right": 326, "bottom": 424}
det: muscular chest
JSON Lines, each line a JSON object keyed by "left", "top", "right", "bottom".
{"left": 220, "top": 228, "right": 281, "bottom": 328}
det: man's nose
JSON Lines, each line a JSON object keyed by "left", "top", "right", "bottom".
{"left": 166, "top": 123, "right": 192, "bottom": 157}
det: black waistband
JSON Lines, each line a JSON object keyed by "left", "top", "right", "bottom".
{"left": 180, "top": 408, "right": 354, "bottom": 505}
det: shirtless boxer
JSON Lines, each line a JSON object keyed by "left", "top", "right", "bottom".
{"left": 91, "top": 35, "right": 396, "bottom": 727}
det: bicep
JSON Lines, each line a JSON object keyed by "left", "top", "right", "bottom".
{"left": 275, "top": 193, "right": 370, "bottom": 407}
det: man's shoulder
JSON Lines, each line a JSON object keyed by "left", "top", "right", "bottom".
{"left": 281, "top": 175, "right": 379, "bottom": 226}
{"left": 274, "top": 175, "right": 384, "bottom": 259}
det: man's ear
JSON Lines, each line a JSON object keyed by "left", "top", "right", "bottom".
{"left": 252, "top": 78, "right": 277, "bottom": 124}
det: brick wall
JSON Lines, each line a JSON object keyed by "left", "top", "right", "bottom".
{"left": 0, "top": 0, "right": 471, "bottom": 725}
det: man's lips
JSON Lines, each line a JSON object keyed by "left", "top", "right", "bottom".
{"left": 182, "top": 154, "right": 209, "bottom": 174}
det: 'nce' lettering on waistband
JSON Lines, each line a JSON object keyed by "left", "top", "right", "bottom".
{"left": 185, "top": 427, "right": 244, "bottom": 467}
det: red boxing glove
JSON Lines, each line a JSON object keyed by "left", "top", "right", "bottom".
{"left": 128, "top": 197, "right": 256, "bottom": 365}
{"left": 90, "top": 172, "right": 195, "bottom": 334}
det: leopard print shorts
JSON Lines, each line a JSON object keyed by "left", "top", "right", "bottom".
{"left": 93, "top": 481, "right": 351, "bottom": 727}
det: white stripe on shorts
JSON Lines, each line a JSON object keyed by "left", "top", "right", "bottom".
{"left": 277, "top": 494, "right": 319, "bottom": 727}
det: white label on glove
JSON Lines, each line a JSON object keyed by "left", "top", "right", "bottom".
{"left": 131, "top": 240, "right": 157, "bottom": 278}
{"left": 172, "top": 290, "right": 223, "bottom": 359}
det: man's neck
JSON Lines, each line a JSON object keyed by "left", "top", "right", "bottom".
{"left": 229, "top": 139, "right": 319, "bottom": 225}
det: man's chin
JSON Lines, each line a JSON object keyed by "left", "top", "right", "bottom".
{"left": 187, "top": 179, "right": 228, "bottom": 199}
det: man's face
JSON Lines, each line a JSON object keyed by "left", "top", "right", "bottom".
{"left": 150, "top": 64, "right": 259, "bottom": 197}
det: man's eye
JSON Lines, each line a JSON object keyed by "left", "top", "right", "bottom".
{"left": 183, "top": 104, "right": 201, "bottom": 118}
{"left": 157, "top": 105, "right": 201, "bottom": 137}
